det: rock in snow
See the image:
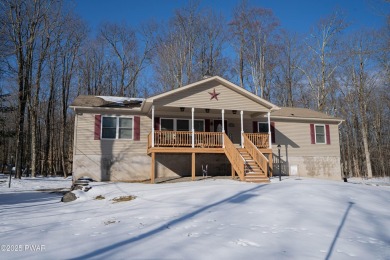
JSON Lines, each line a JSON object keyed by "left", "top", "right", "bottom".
{"left": 61, "top": 191, "right": 77, "bottom": 202}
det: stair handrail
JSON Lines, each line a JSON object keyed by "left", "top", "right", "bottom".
{"left": 223, "top": 133, "right": 245, "bottom": 181}
{"left": 243, "top": 133, "right": 269, "bottom": 176}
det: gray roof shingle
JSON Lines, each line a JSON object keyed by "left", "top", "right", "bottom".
{"left": 272, "top": 107, "right": 342, "bottom": 121}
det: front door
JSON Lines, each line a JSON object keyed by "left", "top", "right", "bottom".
{"left": 214, "top": 120, "right": 228, "bottom": 135}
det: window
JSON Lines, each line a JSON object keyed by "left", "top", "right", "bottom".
{"left": 177, "top": 119, "right": 190, "bottom": 131}
{"left": 315, "top": 125, "right": 326, "bottom": 144}
{"left": 160, "top": 118, "right": 204, "bottom": 131}
{"left": 255, "top": 121, "right": 275, "bottom": 143}
{"left": 119, "top": 118, "right": 133, "bottom": 139}
{"left": 102, "top": 117, "right": 116, "bottom": 139}
{"left": 194, "top": 120, "right": 204, "bottom": 132}
{"left": 258, "top": 122, "right": 269, "bottom": 133}
{"left": 102, "top": 116, "right": 133, "bottom": 139}
{"left": 161, "top": 118, "right": 174, "bottom": 131}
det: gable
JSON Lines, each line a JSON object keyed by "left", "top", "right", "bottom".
{"left": 153, "top": 80, "right": 270, "bottom": 112}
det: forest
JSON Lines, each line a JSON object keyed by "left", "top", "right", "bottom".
{"left": 0, "top": 0, "right": 388, "bottom": 179}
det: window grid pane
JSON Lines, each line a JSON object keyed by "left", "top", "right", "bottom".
{"left": 315, "top": 125, "right": 325, "bottom": 143}
{"left": 177, "top": 119, "right": 189, "bottom": 131}
{"left": 102, "top": 117, "right": 116, "bottom": 128}
{"left": 102, "top": 117, "right": 117, "bottom": 139}
{"left": 161, "top": 119, "right": 174, "bottom": 131}
{"left": 102, "top": 128, "right": 116, "bottom": 139}
{"left": 194, "top": 120, "right": 204, "bottom": 132}
{"left": 119, "top": 118, "right": 133, "bottom": 128}
{"left": 119, "top": 118, "right": 133, "bottom": 139}
{"left": 258, "top": 123, "right": 269, "bottom": 133}
{"left": 119, "top": 129, "right": 132, "bottom": 139}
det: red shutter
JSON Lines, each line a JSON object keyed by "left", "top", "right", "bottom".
{"left": 252, "top": 121, "right": 258, "bottom": 133}
{"left": 94, "top": 115, "right": 101, "bottom": 140}
{"left": 325, "top": 124, "right": 331, "bottom": 145}
{"left": 134, "top": 116, "right": 140, "bottom": 141}
{"left": 271, "top": 122, "right": 275, "bottom": 143}
{"left": 154, "top": 117, "right": 160, "bottom": 130}
{"left": 205, "top": 119, "right": 210, "bottom": 132}
{"left": 310, "top": 124, "right": 315, "bottom": 144}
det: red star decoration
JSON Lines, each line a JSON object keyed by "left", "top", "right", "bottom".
{"left": 209, "top": 88, "right": 220, "bottom": 101}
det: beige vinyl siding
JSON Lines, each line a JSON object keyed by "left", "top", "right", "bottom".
{"left": 271, "top": 120, "right": 340, "bottom": 157}
{"left": 75, "top": 113, "right": 151, "bottom": 155}
{"left": 154, "top": 81, "right": 269, "bottom": 112}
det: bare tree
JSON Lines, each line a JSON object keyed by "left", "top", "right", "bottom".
{"left": 59, "top": 15, "right": 86, "bottom": 177}
{"left": 197, "top": 10, "right": 228, "bottom": 77}
{"left": 274, "top": 31, "right": 304, "bottom": 107}
{"left": 100, "top": 21, "right": 153, "bottom": 97}
{"left": 339, "top": 29, "right": 388, "bottom": 178}
{"left": 229, "top": 0, "right": 249, "bottom": 88}
{"left": 153, "top": 1, "right": 202, "bottom": 90}
{"left": 29, "top": 2, "right": 64, "bottom": 177}
{"left": 1, "top": 0, "right": 56, "bottom": 178}
{"left": 77, "top": 38, "right": 107, "bottom": 95}
{"left": 299, "top": 11, "right": 347, "bottom": 112}
{"left": 245, "top": 8, "right": 280, "bottom": 99}
{"left": 152, "top": 1, "right": 229, "bottom": 92}
{"left": 229, "top": 1, "right": 281, "bottom": 99}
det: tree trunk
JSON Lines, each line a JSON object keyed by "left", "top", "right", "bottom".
{"left": 359, "top": 103, "right": 373, "bottom": 178}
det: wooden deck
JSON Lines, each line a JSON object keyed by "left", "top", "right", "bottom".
{"left": 148, "top": 131, "right": 269, "bottom": 149}
{"left": 147, "top": 131, "right": 273, "bottom": 183}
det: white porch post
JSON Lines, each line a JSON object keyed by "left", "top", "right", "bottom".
{"left": 191, "top": 107, "right": 195, "bottom": 148}
{"left": 222, "top": 109, "right": 225, "bottom": 148}
{"left": 267, "top": 111, "right": 272, "bottom": 148}
{"left": 240, "top": 110, "right": 244, "bottom": 148}
{"left": 151, "top": 105, "right": 155, "bottom": 148}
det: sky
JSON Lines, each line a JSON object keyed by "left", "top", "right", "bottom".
{"left": 73, "top": 0, "right": 389, "bottom": 35}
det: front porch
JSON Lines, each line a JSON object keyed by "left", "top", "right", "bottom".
{"left": 142, "top": 76, "right": 279, "bottom": 184}
{"left": 147, "top": 131, "right": 273, "bottom": 184}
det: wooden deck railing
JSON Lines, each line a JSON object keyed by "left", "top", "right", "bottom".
{"left": 154, "top": 130, "right": 192, "bottom": 147}
{"left": 150, "top": 131, "right": 223, "bottom": 148}
{"left": 148, "top": 132, "right": 152, "bottom": 148}
{"left": 194, "top": 132, "right": 223, "bottom": 148}
{"left": 243, "top": 134, "right": 269, "bottom": 176}
{"left": 223, "top": 133, "right": 245, "bottom": 181}
{"left": 244, "top": 133, "right": 269, "bottom": 148}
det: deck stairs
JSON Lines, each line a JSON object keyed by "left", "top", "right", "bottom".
{"left": 237, "top": 148, "right": 269, "bottom": 183}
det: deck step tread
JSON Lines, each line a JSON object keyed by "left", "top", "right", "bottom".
{"left": 235, "top": 147, "right": 269, "bottom": 183}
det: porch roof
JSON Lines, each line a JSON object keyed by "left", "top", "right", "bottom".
{"left": 143, "top": 76, "right": 280, "bottom": 113}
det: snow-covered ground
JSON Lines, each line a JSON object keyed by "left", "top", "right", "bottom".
{"left": 0, "top": 175, "right": 389, "bottom": 259}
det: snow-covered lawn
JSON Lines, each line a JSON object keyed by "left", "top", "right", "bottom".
{"left": 0, "top": 176, "right": 389, "bottom": 259}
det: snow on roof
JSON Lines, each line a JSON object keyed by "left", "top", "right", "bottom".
{"left": 97, "top": 96, "right": 144, "bottom": 103}
{"left": 70, "top": 95, "right": 145, "bottom": 108}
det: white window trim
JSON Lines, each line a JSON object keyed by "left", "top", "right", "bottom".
{"left": 314, "top": 124, "right": 326, "bottom": 144}
{"left": 101, "top": 115, "right": 134, "bottom": 140}
{"left": 160, "top": 118, "right": 204, "bottom": 131}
